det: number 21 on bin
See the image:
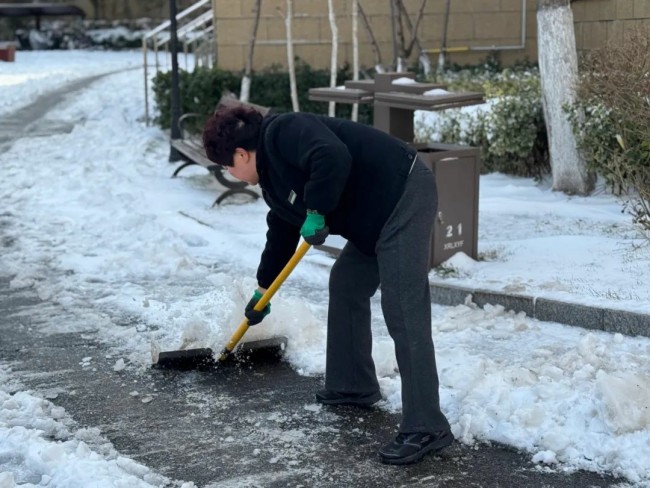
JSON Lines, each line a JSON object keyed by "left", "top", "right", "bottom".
{"left": 446, "top": 223, "right": 463, "bottom": 239}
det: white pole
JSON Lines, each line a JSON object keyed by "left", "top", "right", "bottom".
{"left": 327, "top": 0, "right": 338, "bottom": 117}
{"left": 282, "top": 0, "right": 299, "bottom": 112}
{"left": 143, "top": 38, "right": 149, "bottom": 125}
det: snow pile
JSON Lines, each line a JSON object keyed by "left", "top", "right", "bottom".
{"left": 0, "top": 365, "right": 193, "bottom": 487}
{"left": 424, "top": 88, "right": 451, "bottom": 96}
{"left": 392, "top": 77, "right": 417, "bottom": 85}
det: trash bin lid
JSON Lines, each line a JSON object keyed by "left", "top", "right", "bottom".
{"left": 388, "top": 80, "right": 447, "bottom": 95}
{"left": 308, "top": 87, "right": 374, "bottom": 104}
{"left": 374, "top": 91, "right": 484, "bottom": 111}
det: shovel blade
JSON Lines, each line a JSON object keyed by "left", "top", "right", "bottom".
{"left": 153, "top": 336, "right": 288, "bottom": 370}
{"left": 154, "top": 348, "right": 216, "bottom": 370}
{"left": 234, "top": 336, "right": 287, "bottom": 363}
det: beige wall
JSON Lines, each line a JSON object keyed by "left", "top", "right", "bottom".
{"left": 26, "top": 0, "right": 650, "bottom": 66}
{"left": 572, "top": 0, "right": 650, "bottom": 52}
{"left": 214, "top": 0, "right": 650, "bottom": 72}
{"left": 214, "top": 0, "right": 539, "bottom": 71}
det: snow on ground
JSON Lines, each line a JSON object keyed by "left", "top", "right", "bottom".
{"left": 415, "top": 105, "right": 650, "bottom": 314}
{"left": 437, "top": 173, "right": 650, "bottom": 312}
{"left": 0, "top": 366, "right": 191, "bottom": 488}
{"left": 0, "top": 51, "right": 649, "bottom": 486}
{"left": 0, "top": 50, "right": 146, "bottom": 117}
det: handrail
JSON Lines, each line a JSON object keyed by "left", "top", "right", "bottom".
{"left": 156, "top": 10, "right": 213, "bottom": 46}
{"left": 143, "top": 0, "right": 213, "bottom": 125}
{"left": 144, "top": 0, "right": 210, "bottom": 40}
{"left": 183, "top": 25, "right": 215, "bottom": 70}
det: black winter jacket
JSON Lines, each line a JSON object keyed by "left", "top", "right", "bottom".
{"left": 255, "top": 112, "right": 417, "bottom": 289}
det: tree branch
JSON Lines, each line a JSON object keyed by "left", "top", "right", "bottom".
{"left": 357, "top": 1, "right": 384, "bottom": 71}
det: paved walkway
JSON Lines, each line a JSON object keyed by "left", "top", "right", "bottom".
{"left": 1, "top": 277, "right": 619, "bottom": 487}
{"left": 0, "top": 68, "right": 137, "bottom": 151}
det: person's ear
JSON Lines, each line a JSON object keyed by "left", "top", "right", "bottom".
{"left": 234, "top": 147, "right": 249, "bottom": 163}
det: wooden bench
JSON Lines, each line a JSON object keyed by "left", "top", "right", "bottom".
{"left": 171, "top": 94, "right": 273, "bottom": 205}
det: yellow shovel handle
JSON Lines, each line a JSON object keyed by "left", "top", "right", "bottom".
{"left": 218, "top": 240, "right": 311, "bottom": 361}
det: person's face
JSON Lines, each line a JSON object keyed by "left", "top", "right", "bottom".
{"left": 227, "top": 148, "right": 259, "bottom": 185}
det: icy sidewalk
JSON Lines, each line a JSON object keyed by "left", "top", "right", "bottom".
{"left": 0, "top": 277, "right": 621, "bottom": 488}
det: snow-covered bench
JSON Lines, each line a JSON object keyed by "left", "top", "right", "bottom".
{"left": 171, "top": 94, "right": 273, "bottom": 205}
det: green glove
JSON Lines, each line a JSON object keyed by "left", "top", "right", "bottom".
{"left": 300, "top": 211, "right": 329, "bottom": 245}
{"left": 245, "top": 289, "right": 270, "bottom": 325}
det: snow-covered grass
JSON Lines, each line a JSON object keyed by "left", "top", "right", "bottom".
{"left": 0, "top": 51, "right": 649, "bottom": 486}
{"left": 433, "top": 171, "right": 650, "bottom": 312}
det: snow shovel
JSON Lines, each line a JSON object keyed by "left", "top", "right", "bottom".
{"left": 153, "top": 241, "right": 311, "bottom": 369}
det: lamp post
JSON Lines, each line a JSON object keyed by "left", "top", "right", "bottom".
{"left": 169, "top": 0, "right": 182, "bottom": 162}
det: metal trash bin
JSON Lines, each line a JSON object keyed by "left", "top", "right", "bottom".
{"left": 415, "top": 143, "right": 480, "bottom": 267}
{"left": 315, "top": 144, "right": 480, "bottom": 269}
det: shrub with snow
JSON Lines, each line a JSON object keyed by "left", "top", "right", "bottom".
{"left": 567, "top": 27, "right": 650, "bottom": 236}
{"left": 415, "top": 67, "right": 550, "bottom": 179}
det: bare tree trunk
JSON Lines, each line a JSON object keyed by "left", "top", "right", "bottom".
{"left": 390, "top": 0, "right": 406, "bottom": 71}
{"left": 122, "top": 0, "right": 132, "bottom": 20}
{"left": 278, "top": 0, "right": 299, "bottom": 112}
{"left": 437, "top": 0, "right": 451, "bottom": 74}
{"left": 327, "top": 0, "right": 338, "bottom": 117}
{"left": 397, "top": 0, "right": 431, "bottom": 76}
{"left": 399, "top": 0, "right": 427, "bottom": 57}
{"left": 240, "top": 0, "right": 262, "bottom": 102}
{"left": 538, "top": 0, "right": 595, "bottom": 195}
{"left": 358, "top": 1, "right": 384, "bottom": 73}
{"left": 352, "top": 0, "right": 360, "bottom": 121}
{"left": 90, "top": 0, "right": 99, "bottom": 20}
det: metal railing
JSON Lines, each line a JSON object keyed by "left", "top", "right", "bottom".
{"left": 142, "top": 0, "right": 213, "bottom": 125}
{"left": 184, "top": 25, "right": 215, "bottom": 70}
{"left": 426, "top": 0, "right": 528, "bottom": 67}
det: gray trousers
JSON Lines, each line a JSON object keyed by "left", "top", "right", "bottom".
{"left": 325, "top": 159, "right": 450, "bottom": 434}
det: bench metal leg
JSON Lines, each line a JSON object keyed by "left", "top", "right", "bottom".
{"left": 213, "top": 188, "right": 260, "bottom": 206}
{"left": 211, "top": 167, "right": 248, "bottom": 190}
{"left": 172, "top": 161, "right": 198, "bottom": 177}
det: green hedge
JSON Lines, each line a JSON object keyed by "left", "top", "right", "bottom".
{"left": 153, "top": 62, "right": 552, "bottom": 180}
{"left": 152, "top": 61, "right": 373, "bottom": 132}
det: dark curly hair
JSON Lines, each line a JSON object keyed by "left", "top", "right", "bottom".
{"left": 202, "top": 106, "right": 264, "bottom": 167}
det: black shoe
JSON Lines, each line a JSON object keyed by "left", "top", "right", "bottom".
{"left": 315, "top": 389, "right": 382, "bottom": 407}
{"left": 379, "top": 430, "right": 454, "bottom": 465}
